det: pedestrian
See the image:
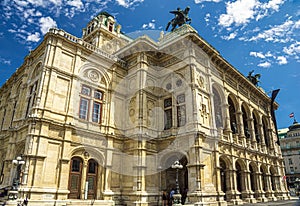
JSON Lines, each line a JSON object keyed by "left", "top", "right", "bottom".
{"left": 181, "top": 188, "right": 188, "bottom": 204}
{"left": 162, "top": 191, "right": 168, "bottom": 206}
{"left": 169, "top": 188, "right": 175, "bottom": 205}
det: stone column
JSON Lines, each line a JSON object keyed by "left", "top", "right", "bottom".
{"left": 257, "top": 114, "right": 265, "bottom": 151}
{"left": 266, "top": 173, "right": 276, "bottom": 201}
{"left": 248, "top": 109, "right": 257, "bottom": 149}
{"left": 236, "top": 103, "right": 246, "bottom": 146}
{"left": 103, "top": 137, "right": 114, "bottom": 200}
{"left": 223, "top": 94, "right": 232, "bottom": 142}
{"left": 227, "top": 169, "right": 242, "bottom": 205}
{"left": 81, "top": 160, "right": 88, "bottom": 199}
{"left": 241, "top": 169, "right": 256, "bottom": 203}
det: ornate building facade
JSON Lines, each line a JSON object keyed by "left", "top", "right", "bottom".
{"left": 0, "top": 12, "right": 289, "bottom": 205}
{"left": 280, "top": 121, "right": 300, "bottom": 194}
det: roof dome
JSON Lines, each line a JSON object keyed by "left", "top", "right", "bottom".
{"left": 289, "top": 120, "right": 300, "bottom": 131}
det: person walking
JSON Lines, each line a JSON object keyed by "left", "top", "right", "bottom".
{"left": 162, "top": 191, "right": 168, "bottom": 206}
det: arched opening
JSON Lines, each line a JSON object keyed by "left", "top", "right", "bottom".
{"left": 249, "top": 164, "right": 256, "bottom": 192}
{"left": 235, "top": 161, "right": 242, "bottom": 194}
{"left": 219, "top": 158, "right": 227, "bottom": 200}
{"left": 86, "top": 159, "right": 98, "bottom": 199}
{"left": 261, "top": 166, "right": 267, "bottom": 192}
{"left": 253, "top": 112, "right": 260, "bottom": 143}
{"left": 68, "top": 157, "right": 83, "bottom": 199}
{"left": 262, "top": 117, "right": 270, "bottom": 147}
{"left": 213, "top": 87, "right": 223, "bottom": 128}
{"left": 241, "top": 104, "right": 250, "bottom": 138}
{"left": 270, "top": 168, "right": 276, "bottom": 191}
{"left": 161, "top": 155, "right": 188, "bottom": 200}
{"left": 228, "top": 97, "right": 237, "bottom": 134}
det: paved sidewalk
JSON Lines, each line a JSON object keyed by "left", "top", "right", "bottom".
{"left": 243, "top": 197, "right": 300, "bottom": 206}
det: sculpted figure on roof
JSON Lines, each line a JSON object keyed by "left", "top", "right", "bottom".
{"left": 166, "top": 6, "right": 191, "bottom": 32}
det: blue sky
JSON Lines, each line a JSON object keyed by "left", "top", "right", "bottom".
{"left": 0, "top": 0, "right": 299, "bottom": 129}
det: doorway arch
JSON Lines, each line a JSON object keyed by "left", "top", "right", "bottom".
{"left": 160, "top": 154, "right": 188, "bottom": 196}
{"left": 219, "top": 158, "right": 227, "bottom": 200}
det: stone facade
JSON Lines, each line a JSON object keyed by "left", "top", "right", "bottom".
{"left": 0, "top": 12, "right": 289, "bottom": 205}
{"left": 280, "top": 121, "right": 300, "bottom": 193}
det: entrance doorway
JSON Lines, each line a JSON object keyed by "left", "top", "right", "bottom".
{"left": 68, "top": 157, "right": 83, "bottom": 199}
{"left": 161, "top": 155, "right": 188, "bottom": 197}
{"left": 86, "top": 159, "right": 98, "bottom": 199}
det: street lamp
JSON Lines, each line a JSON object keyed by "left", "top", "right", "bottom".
{"left": 12, "top": 156, "right": 25, "bottom": 189}
{"left": 171, "top": 160, "right": 183, "bottom": 204}
{"left": 295, "top": 178, "right": 300, "bottom": 196}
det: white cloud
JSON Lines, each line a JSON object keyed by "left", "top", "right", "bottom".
{"left": 195, "top": 0, "right": 221, "bottom": 3}
{"left": 218, "top": 0, "right": 258, "bottom": 27}
{"left": 49, "top": 0, "right": 62, "bottom": 6}
{"left": 27, "top": 32, "right": 41, "bottom": 42}
{"left": 218, "top": 0, "right": 285, "bottom": 28}
{"left": 27, "top": 0, "right": 46, "bottom": 7}
{"left": 250, "top": 51, "right": 266, "bottom": 58}
{"left": 23, "top": 8, "right": 43, "bottom": 19}
{"left": 222, "top": 32, "right": 237, "bottom": 40}
{"left": 247, "top": 19, "right": 296, "bottom": 43}
{"left": 14, "top": 0, "right": 28, "bottom": 7}
{"left": 277, "top": 56, "right": 287, "bottom": 65}
{"left": 39, "top": 16, "right": 57, "bottom": 35}
{"left": 115, "top": 0, "right": 144, "bottom": 8}
{"left": 205, "top": 13, "right": 210, "bottom": 23}
{"left": 0, "top": 57, "right": 11, "bottom": 65}
{"left": 283, "top": 42, "right": 300, "bottom": 56}
{"left": 263, "top": 0, "right": 285, "bottom": 11}
{"left": 142, "top": 19, "right": 155, "bottom": 29}
{"left": 258, "top": 61, "right": 271, "bottom": 68}
{"left": 67, "top": 0, "right": 83, "bottom": 9}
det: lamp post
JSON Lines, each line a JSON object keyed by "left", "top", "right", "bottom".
{"left": 12, "top": 156, "right": 25, "bottom": 190}
{"left": 295, "top": 178, "right": 300, "bottom": 196}
{"left": 171, "top": 160, "right": 183, "bottom": 204}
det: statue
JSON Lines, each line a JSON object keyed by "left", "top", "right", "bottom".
{"left": 166, "top": 6, "right": 191, "bottom": 32}
{"left": 247, "top": 70, "right": 261, "bottom": 86}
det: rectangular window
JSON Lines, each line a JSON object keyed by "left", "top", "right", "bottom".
{"left": 25, "top": 81, "right": 38, "bottom": 117}
{"left": 290, "top": 167, "right": 294, "bottom": 173}
{"left": 164, "top": 98, "right": 172, "bottom": 108}
{"left": 79, "top": 98, "right": 89, "bottom": 120}
{"left": 177, "top": 94, "right": 185, "bottom": 104}
{"left": 177, "top": 94, "right": 186, "bottom": 127}
{"left": 81, "top": 85, "right": 91, "bottom": 96}
{"left": 289, "top": 158, "right": 293, "bottom": 165}
{"left": 94, "top": 90, "right": 103, "bottom": 100}
{"left": 92, "top": 102, "right": 101, "bottom": 123}
{"left": 79, "top": 85, "right": 104, "bottom": 124}
{"left": 164, "top": 98, "right": 172, "bottom": 130}
{"left": 164, "top": 109, "right": 172, "bottom": 130}
{"left": 177, "top": 105, "right": 186, "bottom": 126}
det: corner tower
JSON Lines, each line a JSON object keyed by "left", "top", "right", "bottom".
{"left": 82, "top": 11, "right": 131, "bottom": 54}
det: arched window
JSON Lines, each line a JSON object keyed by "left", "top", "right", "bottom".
{"left": 242, "top": 105, "right": 250, "bottom": 138}
{"left": 235, "top": 162, "right": 242, "bottom": 192}
{"left": 249, "top": 164, "right": 255, "bottom": 192}
{"left": 68, "top": 157, "right": 83, "bottom": 199}
{"left": 262, "top": 117, "right": 270, "bottom": 147}
{"left": 253, "top": 113, "right": 260, "bottom": 143}
{"left": 261, "top": 166, "right": 267, "bottom": 191}
{"left": 220, "top": 158, "right": 227, "bottom": 200}
{"left": 270, "top": 168, "right": 276, "bottom": 191}
{"left": 213, "top": 88, "right": 223, "bottom": 128}
{"left": 228, "top": 97, "right": 237, "bottom": 134}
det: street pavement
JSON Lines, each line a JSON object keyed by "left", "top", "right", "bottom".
{"left": 243, "top": 197, "right": 300, "bottom": 206}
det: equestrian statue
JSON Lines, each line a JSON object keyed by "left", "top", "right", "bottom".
{"left": 166, "top": 6, "right": 191, "bottom": 32}
{"left": 247, "top": 70, "right": 261, "bottom": 86}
